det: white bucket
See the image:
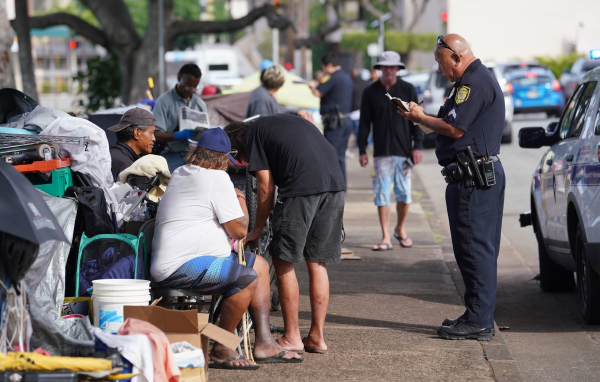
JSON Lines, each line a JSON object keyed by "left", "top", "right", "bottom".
{"left": 92, "top": 279, "right": 151, "bottom": 333}
{"left": 92, "top": 279, "right": 150, "bottom": 293}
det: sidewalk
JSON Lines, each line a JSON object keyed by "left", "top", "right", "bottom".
{"left": 211, "top": 149, "right": 497, "bottom": 381}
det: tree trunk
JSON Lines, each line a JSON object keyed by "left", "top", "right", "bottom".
{"left": 0, "top": 0, "right": 15, "bottom": 88}
{"left": 13, "top": 0, "right": 37, "bottom": 100}
{"left": 126, "top": 0, "right": 170, "bottom": 104}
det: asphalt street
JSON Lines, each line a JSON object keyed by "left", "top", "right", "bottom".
{"left": 415, "top": 113, "right": 600, "bottom": 381}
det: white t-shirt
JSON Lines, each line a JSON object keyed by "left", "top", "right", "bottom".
{"left": 150, "top": 165, "right": 244, "bottom": 282}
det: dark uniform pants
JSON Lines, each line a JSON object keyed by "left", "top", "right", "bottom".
{"left": 446, "top": 162, "right": 505, "bottom": 328}
{"left": 324, "top": 118, "right": 353, "bottom": 185}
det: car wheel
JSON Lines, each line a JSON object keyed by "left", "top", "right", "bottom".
{"left": 575, "top": 224, "right": 600, "bottom": 324}
{"left": 535, "top": 209, "right": 576, "bottom": 292}
{"left": 501, "top": 129, "right": 512, "bottom": 144}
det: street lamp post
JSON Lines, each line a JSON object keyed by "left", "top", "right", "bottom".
{"left": 369, "top": 12, "right": 393, "bottom": 58}
{"left": 158, "top": 0, "right": 165, "bottom": 95}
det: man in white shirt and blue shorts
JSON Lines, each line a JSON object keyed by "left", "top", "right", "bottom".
{"left": 151, "top": 128, "right": 301, "bottom": 369}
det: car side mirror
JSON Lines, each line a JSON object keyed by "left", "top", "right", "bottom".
{"left": 519, "top": 123, "right": 561, "bottom": 148}
{"left": 546, "top": 121, "right": 558, "bottom": 134}
{"left": 519, "top": 127, "right": 547, "bottom": 148}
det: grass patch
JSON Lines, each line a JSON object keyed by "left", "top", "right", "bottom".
{"left": 434, "top": 234, "right": 442, "bottom": 244}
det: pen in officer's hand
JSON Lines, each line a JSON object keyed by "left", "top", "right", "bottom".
{"left": 418, "top": 101, "right": 424, "bottom": 106}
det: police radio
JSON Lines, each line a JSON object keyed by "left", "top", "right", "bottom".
{"left": 479, "top": 129, "right": 496, "bottom": 187}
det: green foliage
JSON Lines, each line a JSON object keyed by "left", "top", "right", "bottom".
{"left": 340, "top": 30, "right": 437, "bottom": 54}
{"left": 124, "top": 0, "right": 212, "bottom": 38}
{"left": 309, "top": 1, "right": 327, "bottom": 34}
{"left": 535, "top": 53, "right": 583, "bottom": 78}
{"left": 74, "top": 55, "right": 121, "bottom": 112}
{"left": 123, "top": 0, "right": 149, "bottom": 37}
{"left": 35, "top": 1, "right": 99, "bottom": 27}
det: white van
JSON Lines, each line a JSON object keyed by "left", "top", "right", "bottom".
{"left": 165, "top": 45, "right": 244, "bottom": 90}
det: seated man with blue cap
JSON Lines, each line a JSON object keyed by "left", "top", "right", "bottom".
{"left": 151, "top": 128, "right": 302, "bottom": 369}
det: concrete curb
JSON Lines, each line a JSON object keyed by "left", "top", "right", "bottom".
{"left": 413, "top": 173, "right": 525, "bottom": 382}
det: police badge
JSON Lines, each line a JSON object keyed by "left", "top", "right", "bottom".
{"left": 455, "top": 86, "right": 470, "bottom": 104}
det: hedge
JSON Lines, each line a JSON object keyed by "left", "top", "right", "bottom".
{"left": 340, "top": 30, "right": 438, "bottom": 54}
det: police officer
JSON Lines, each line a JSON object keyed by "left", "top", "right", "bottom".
{"left": 398, "top": 34, "right": 506, "bottom": 341}
{"left": 308, "top": 52, "right": 353, "bottom": 184}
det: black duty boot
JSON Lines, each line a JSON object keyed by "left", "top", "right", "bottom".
{"left": 437, "top": 321, "right": 493, "bottom": 341}
{"left": 442, "top": 318, "right": 495, "bottom": 336}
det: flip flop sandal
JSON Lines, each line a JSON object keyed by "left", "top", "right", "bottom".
{"left": 372, "top": 243, "right": 394, "bottom": 251}
{"left": 394, "top": 233, "right": 413, "bottom": 248}
{"left": 209, "top": 355, "right": 260, "bottom": 370}
{"left": 304, "top": 347, "right": 328, "bottom": 354}
{"left": 255, "top": 349, "right": 304, "bottom": 363}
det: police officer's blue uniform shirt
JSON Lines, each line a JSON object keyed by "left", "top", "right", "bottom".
{"left": 317, "top": 70, "right": 353, "bottom": 114}
{"left": 435, "top": 59, "right": 505, "bottom": 164}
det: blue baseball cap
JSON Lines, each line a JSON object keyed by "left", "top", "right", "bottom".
{"left": 197, "top": 128, "right": 231, "bottom": 154}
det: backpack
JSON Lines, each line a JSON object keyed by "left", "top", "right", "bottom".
{"left": 65, "top": 186, "right": 114, "bottom": 237}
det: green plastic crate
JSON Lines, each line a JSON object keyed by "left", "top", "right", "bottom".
{"left": 26, "top": 167, "right": 73, "bottom": 197}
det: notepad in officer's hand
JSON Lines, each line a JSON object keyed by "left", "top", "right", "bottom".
{"left": 385, "top": 93, "right": 410, "bottom": 112}
{"left": 416, "top": 123, "right": 435, "bottom": 134}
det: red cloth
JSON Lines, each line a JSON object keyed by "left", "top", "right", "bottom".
{"left": 118, "top": 318, "right": 181, "bottom": 382}
{"left": 201, "top": 85, "right": 217, "bottom": 96}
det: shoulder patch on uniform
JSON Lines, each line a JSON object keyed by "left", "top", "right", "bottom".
{"left": 447, "top": 108, "right": 457, "bottom": 120}
{"left": 455, "top": 86, "right": 470, "bottom": 104}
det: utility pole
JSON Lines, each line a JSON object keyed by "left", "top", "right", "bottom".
{"left": 272, "top": 30, "right": 279, "bottom": 64}
{"left": 285, "top": 0, "right": 295, "bottom": 66}
{"left": 14, "top": 0, "right": 38, "bottom": 100}
{"left": 299, "top": 0, "right": 309, "bottom": 78}
{"left": 158, "top": 0, "right": 165, "bottom": 95}
{"left": 369, "top": 12, "right": 393, "bottom": 57}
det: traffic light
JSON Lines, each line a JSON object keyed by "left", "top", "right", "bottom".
{"left": 68, "top": 39, "right": 78, "bottom": 50}
{"left": 440, "top": 11, "right": 448, "bottom": 22}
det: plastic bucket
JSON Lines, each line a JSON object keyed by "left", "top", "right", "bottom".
{"left": 92, "top": 279, "right": 150, "bottom": 293}
{"left": 92, "top": 294, "right": 150, "bottom": 333}
{"left": 92, "top": 279, "right": 151, "bottom": 333}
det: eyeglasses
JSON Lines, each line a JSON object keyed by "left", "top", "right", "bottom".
{"left": 437, "top": 35, "right": 462, "bottom": 57}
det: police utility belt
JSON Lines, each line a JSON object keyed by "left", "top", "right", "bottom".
{"left": 441, "top": 146, "right": 499, "bottom": 187}
{"left": 321, "top": 105, "right": 350, "bottom": 130}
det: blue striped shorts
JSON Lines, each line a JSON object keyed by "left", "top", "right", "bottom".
{"left": 373, "top": 156, "right": 412, "bottom": 206}
{"left": 158, "top": 252, "right": 257, "bottom": 297}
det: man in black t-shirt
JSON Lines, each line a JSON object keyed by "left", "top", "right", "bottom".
{"left": 308, "top": 53, "right": 354, "bottom": 184}
{"left": 225, "top": 114, "right": 345, "bottom": 354}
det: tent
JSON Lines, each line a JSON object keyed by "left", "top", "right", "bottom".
{"left": 233, "top": 71, "right": 320, "bottom": 110}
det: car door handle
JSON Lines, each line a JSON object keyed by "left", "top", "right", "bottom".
{"left": 565, "top": 154, "right": 574, "bottom": 162}
{"left": 546, "top": 159, "right": 553, "bottom": 166}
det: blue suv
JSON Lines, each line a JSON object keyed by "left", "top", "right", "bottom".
{"left": 507, "top": 68, "right": 565, "bottom": 117}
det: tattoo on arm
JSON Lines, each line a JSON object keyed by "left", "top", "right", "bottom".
{"left": 234, "top": 215, "right": 248, "bottom": 229}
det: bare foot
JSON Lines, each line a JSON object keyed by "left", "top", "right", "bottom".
{"left": 372, "top": 243, "right": 392, "bottom": 250}
{"left": 253, "top": 340, "right": 301, "bottom": 360}
{"left": 210, "top": 343, "right": 256, "bottom": 367}
{"left": 274, "top": 336, "right": 305, "bottom": 353}
{"left": 394, "top": 227, "right": 407, "bottom": 239}
{"left": 302, "top": 336, "right": 327, "bottom": 352}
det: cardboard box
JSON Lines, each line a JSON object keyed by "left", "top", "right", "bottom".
{"left": 124, "top": 305, "right": 241, "bottom": 381}
{"left": 180, "top": 367, "right": 206, "bottom": 382}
